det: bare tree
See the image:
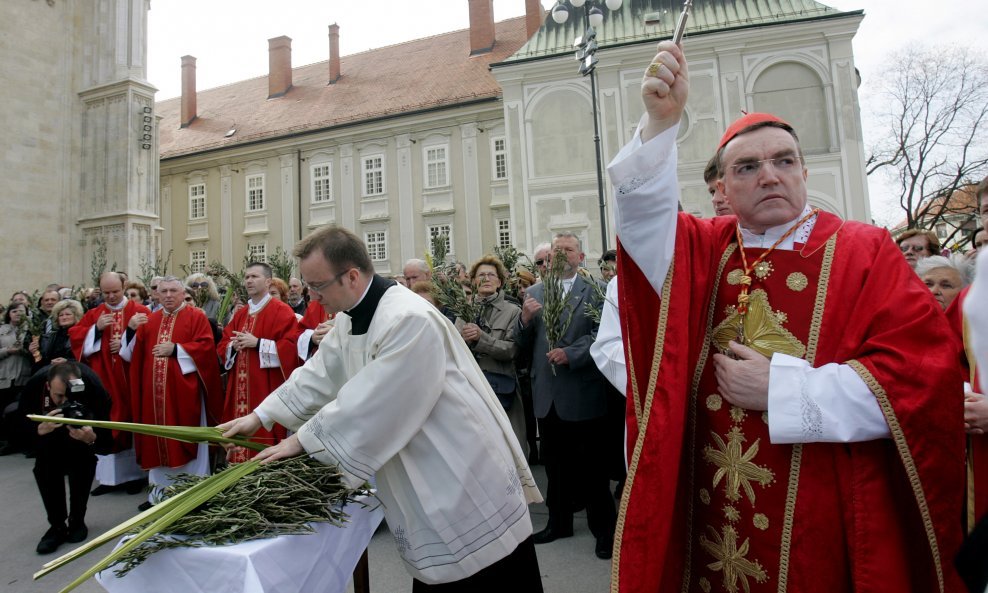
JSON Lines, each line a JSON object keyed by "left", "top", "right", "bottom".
{"left": 866, "top": 44, "right": 988, "bottom": 241}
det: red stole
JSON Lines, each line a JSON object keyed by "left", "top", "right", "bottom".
{"left": 217, "top": 298, "right": 299, "bottom": 461}
{"left": 614, "top": 211, "right": 964, "bottom": 593}
{"left": 69, "top": 300, "right": 150, "bottom": 450}
{"left": 129, "top": 305, "right": 222, "bottom": 469}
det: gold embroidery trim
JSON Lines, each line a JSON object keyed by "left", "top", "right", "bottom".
{"left": 776, "top": 233, "right": 835, "bottom": 592}
{"left": 847, "top": 359, "right": 945, "bottom": 593}
{"left": 704, "top": 427, "right": 774, "bottom": 504}
{"left": 699, "top": 525, "right": 768, "bottom": 593}
{"left": 612, "top": 259, "right": 675, "bottom": 592}
{"left": 727, "top": 269, "right": 744, "bottom": 285}
{"left": 706, "top": 394, "right": 723, "bottom": 411}
{"left": 682, "top": 244, "right": 738, "bottom": 593}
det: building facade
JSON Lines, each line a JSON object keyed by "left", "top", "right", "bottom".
{"left": 1, "top": 0, "right": 159, "bottom": 298}
{"left": 155, "top": 0, "right": 871, "bottom": 278}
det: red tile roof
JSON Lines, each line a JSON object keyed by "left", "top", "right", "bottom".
{"left": 156, "top": 17, "right": 529, "bottom": 160}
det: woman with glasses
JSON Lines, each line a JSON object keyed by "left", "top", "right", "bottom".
{"left": 124, "top": 281, "right": 148, "bottom": 306}
{"left": 184, "top": 273, "right": 221, "bottom": 323}
{"left": 896, "top": 229, "right": 940, "bottom": 270}
{"left": 454, "top": 256, "right": 528, "bottom": 455}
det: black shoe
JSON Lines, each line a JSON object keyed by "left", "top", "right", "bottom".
{"left": 91, "top": 484, "right": 116, "bottom": 496}
{"left": 595, "top": 535, "right": 614, "bottom": 560}
{"left": 532, "top": 525, "right": 574, "bottom": 544}
{"left": 66, "top": 522, "right": 88, "bottom": 544}
{"left": 37, "top": 525, "right": 66, "bottom": 555}
{"left": 137, "top": 501, "right": 154, "bottom": 512}
{"left": 124, "top": 479, "right": 147, "bottom": 495}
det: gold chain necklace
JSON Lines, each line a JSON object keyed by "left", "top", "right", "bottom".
{"left": 733, "top": 208, "right": 820, "bottom": 345}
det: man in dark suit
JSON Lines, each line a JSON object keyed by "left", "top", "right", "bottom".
{"left": 516, "top": 232, "right": 616, "bottom": 560}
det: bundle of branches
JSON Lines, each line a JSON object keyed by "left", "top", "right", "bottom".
{"left": 114, "top": 457, "right": 364, "bottom": 577}
{"left": 577, "top": 268, "right": 608, "bottom": 325}
{"left": 206, "top": 257, "right": 248, "bottom": 324}
{"left": 28, "top": 416, "right": 368, "bottom": 593}
{"left": 540, "top": 249, "right": 574, "bottom": 375}
{"left": 493, "top": 245, "right": 533, "bottom": 302}
{"left": 19, "top": 290, "right": 48, "bottom": 362}
{"left": 267, "top": 246, "right": 297, "bottom": 282}
{"left": 427, "top": 234, "right": 480, "bottom": 322}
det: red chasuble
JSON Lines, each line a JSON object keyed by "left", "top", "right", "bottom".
{"left": 614, "top": 211, "right": 965, "bottom": 593}
{"left": 299, "top": 300, "right": 331, "bottom": 330}
{"left": 129, "top": 305, "right": 222, "bottom": 469}
{"left": 217, "top": 298, "right": 300, "bottom": 461}
{"left": 69, "top": 300, "right": 150, "bottom": 451}
{"left": 946, "top": 287, "right": 987, "bottom": 531}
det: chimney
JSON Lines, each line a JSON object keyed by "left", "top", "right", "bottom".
{"left": 468, "top": 0, "right": 495, "bottom": 56}
{"left": 268, "top": 35, "right": 292, "bottom": 99}
{"left": 180, "top": 55, "right": 197, "bottom": 128}
{"left": 525, "top": 0, "right": 545, "bottom": 39}
{"left": 328, "top": 24, "right": 341, "bottom": 84}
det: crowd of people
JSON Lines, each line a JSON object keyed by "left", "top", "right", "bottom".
{"left": 1, "top": 40, "right": 988, "bottom": 592}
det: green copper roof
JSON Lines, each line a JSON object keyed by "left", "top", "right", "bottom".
{"left": 496, "top": 0, "right": 856, "bottom": 64}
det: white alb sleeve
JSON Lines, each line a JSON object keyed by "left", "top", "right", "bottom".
{"left": 175, "top": 345, "right": 197, "bottom": 375}
{"left": 82, "top": 326, "right": 100, "bottom": 358}
{"left": 965, "top": 254, "right": 988, "bottom": 394}
{"left": 767, "top": 353, "right": 891, "bottom": 443}
{"left": 590, "top": 277, "right": 627, "bottom": 396}
{"left": 257, "top": 338, "right": 282, "bottom": 369}
{"left": 607, "top": 121, "right": 680, "bottom": 297}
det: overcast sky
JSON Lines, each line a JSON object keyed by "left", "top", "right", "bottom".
{"left": 146, "top": 0, "right": 984, "bottom": 226}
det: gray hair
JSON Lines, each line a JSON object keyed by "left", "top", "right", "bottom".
{"left": 158, "top": 275, "right": 184, "bottom": 288}
{"left": 915, "top": 254, "right": 974, "bottom": 286}
{"left": 552, "top": 231, "right": 583, "bottom": 252}
{"left": 404, "top": 258, "right": 429, "bottom": 274}
{"left": 533, "top": 242, "right": 551, "bottom": 257}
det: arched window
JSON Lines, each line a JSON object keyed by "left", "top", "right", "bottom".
{"left": 752, "top": 63, "right": 829, "bottom": 153}
{"left": 529, "top": 89, "right": 596, "bottom": 177}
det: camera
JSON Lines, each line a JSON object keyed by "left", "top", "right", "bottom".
{"left": 58, "top": 400, "right": 93, "bottom": 422}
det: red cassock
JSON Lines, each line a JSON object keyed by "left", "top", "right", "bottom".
{"left": 129, "top": 305, "right": 222, "bottom": 470}
{"left": 614, "top": 211, "right": 965, "bottom": 593}
{"left": 217, "top": 298, "right": 300, "bottom": 461}
{"left": 946, "top": 287, "right": 987, "bottom": 532}
{"left": 299, "top": 300, "right": 331, "bottom": 330}
{"left": 69, "top": 300, "right": 150, "bottom": 451}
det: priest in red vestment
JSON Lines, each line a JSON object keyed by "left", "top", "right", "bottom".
{"left": 604, "top": 42, "right": 965, "bottom": 593}
{"left": 122, "top": 276, "right": 222, "bottom": 503}
{"left": 69, "top": 272, "right": 150, "bottom": 492}
{"left": 217, "top": 262, "right": 300, "bottom": 461}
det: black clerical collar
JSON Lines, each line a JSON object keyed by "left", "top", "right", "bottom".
{"left": 344, "top": 275, "right": 395, "bottom": 335}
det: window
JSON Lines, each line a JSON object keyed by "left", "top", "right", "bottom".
{"left": 365, "top": 231, "right": 388, "bottom": 262}
{"left": 362, "top": 156, "right": 384, "bottom": 197}
{"left": 425, "top": 146, "right": 448, "bottom": 188}
{"left": 935, "top": 222, "right": 948, "bottom": 239}
{"left": 189, "top": 184, "right": 206, "bottom": 219}
{"left": 247, "top": 242, "right": 267, "bottom": 263}
{"left": 311, "top": 163, "right": 333, "bottom": 203}
{"left": 428, "top": 224, "right": 453, "bottom": 257}
{"left": 492, "top": 137, "right": 507, "bottom": 180}
{"left": 753, "top": 63, "right": 829, "bottom": 153}
{"left": 246, "top": 174, "right": 265, "bottom": 211}
{"left": 190, "top": 250, "right": 207, "bottom": 273}
{"left": 496, "top": 218, "right": 511, "bottom": 249}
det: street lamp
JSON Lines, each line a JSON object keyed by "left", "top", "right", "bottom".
{"left": 551, "top": 0, "right": 622, "bottom": 253}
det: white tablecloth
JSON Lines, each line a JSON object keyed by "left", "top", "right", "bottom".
{"left": 96, "top": 499, "right": 384, "bottom": 593}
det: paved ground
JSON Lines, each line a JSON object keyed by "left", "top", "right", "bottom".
{"left": 0, "top": 452, "right": 612, "bottom": 592}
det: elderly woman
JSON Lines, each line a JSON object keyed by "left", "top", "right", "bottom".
{"left": 184, "top": 273, "right": 221, "bottom": 322}
{"left": 897, "top": 229, "right": 941, "bottom": 270}
{"left": 454, "top": 256, "right": 528, "bottom": 454}
{"left": 124, "top": 281, "right": 148, "bottom": 305}
{"left": 34, "top": 299, "right": 83, "bottom": 370}
{"left": 0, "top": 303, "right": 32, "bottom": 453}
{"left": 916, "top": 254, "right": 972, "bottom": 310}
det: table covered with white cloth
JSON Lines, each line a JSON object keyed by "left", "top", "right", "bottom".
{"left": 96, "top": 499, "right": 383, "bottom": 593}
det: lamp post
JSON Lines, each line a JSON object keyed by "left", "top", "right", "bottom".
{"left": 551, "top": 0, "right": 622, "bottom": 253}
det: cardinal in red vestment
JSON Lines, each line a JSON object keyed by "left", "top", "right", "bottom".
{"left": 604, "top": 42, "right": 965, "bottom": 593}
{"left": 217, "top": 263, "right": 300, "bottom": 461}
{"left": 124, "top": 277, "right": 222, "bottom": 472}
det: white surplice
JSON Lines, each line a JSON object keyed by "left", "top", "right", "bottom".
{"left": 257, "top": 284, "right": 541, "bottom": 585}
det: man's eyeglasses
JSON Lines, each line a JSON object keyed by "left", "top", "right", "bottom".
{"left": 189, "top": 282, "right": 209, "bottom": 288}
{"left": 728, "top": 156, "right": 802, "bottom": 179}
{"left": 899, "top": 244, "right": 929, "bottom": 254}
{"left": 534, "top": 259, "right": 545, "bottom": 266}
{"left": 150, "top": 286, "right": 158, "bottom": 291}
{"left": 306, "top": 268, "right": 353, "bottom": 293}
{"left": 183, "top": 296, "right": 194, "bottom": 303}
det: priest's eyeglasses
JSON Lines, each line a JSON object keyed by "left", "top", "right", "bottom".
{"left": 307, "top": 269, "right": 352, "bottom": 293}
{"left": 728, "top": 155, "right": 802, "bottom": 179}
